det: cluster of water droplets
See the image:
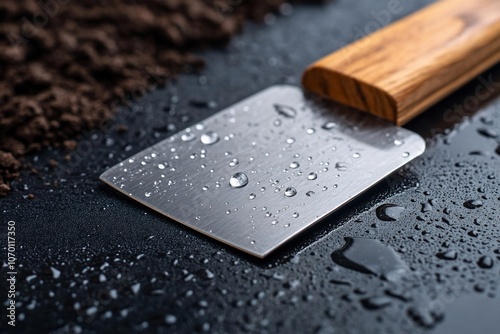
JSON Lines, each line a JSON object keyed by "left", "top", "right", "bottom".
{"left": 111, "top": 92, "right": 423, "bottom": 251}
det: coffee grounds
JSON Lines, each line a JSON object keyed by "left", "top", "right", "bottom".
{"left": 0, "top": 0, "right": 299, "bottom": 196}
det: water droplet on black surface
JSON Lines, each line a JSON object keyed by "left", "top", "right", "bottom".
{"left": 421, "top": 202, "right": 432, "bottom": 213}
{"left": 477, "top": 256, "right": 493, "bottom": 269}
{"left": 361, "top": 296, "right": 392, "bottom": 310}
{"left": 165, "top": 314, "right": 177, "bottom": 325}
{"left": 385, "top": 288, "right": 412, "bottom": 302}
{"left": 229, "top": 172, "right": 248, "bottom": 188}
{"left": 331, "top": 237, "right": 407, "bottom": 281}
{"left": 407, "top": 303, "right": 444, "bottom": 329}
{"left": 376, "top": 204, "right": 405, "bottom": 221}
{"left": 477, "top": 128, "right": 498, "bottom": 139}
{"left": 196, "top": 268, "right": 215, "bottom": 280}
{"left": 467, "top": 230, "right": 478, "bottom": 237}
{"left": 436, "top": 250, "right": 457, "bottom": 260}
{"left": 131, "top": 283, "right": 141, "bottom": 294}
{"left": 474, "top": 283, "right": 486, "bottom": 293}
{"left": 469, "top": 149, "right": 488, "bottom": 156}
{"left": 463, "top": 199, "right": 483, "bottom": 209}
{"left": 50, "top": 267, "right": 61, "bottom": 279}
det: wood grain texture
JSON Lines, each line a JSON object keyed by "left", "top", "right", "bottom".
{"left": 302, "top": 0, "right": 500, "bottom": 125}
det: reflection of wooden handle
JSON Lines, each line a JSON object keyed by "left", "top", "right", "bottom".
{"left": 302, "top": 0, "right": 500, "bottom": 125}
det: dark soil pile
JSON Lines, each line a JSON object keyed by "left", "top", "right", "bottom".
{"left": 0, "top": 0, "right": 295, "bottom": 196}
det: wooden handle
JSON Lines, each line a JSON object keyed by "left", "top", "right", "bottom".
{"left": 302, "top": 0, "right": 500, "bottom": 125}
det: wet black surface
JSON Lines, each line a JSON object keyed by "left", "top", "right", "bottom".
{"left": 2, "top": 0, "right": 500, "bottom": 333}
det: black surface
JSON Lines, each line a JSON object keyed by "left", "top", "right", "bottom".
{"left": 2, "top": 1, "right": 500, "bottom": 333}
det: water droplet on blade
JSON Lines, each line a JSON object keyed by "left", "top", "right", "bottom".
{"left": 335, "top": 162, "right": 349, "bottom": 171}
{"left": 229, "top": 172, "right": 249, "bottom": 188}
{"left": 284, "top": 187, "right": 297, "bottom": 197}
{"left": 274, "top": 104, "right": 297, "bottom": 118}
{"left": 322, "top": 122, "right": 337, "bottom": 130}
{"left": 229, "top": 158, "right": 239, "bottom": 167}
{"left": 307, "top": 172, "right": 317, "bottom": 180}
{"left": 200, "top": 131, "right": 219, "bottom": 145}
{"left": 181, "top": 132, "right": 196, "bottom": 142}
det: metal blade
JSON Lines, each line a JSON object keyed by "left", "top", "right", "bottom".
{"left": 100, "top": 85, "right": 425, "bottom": 258}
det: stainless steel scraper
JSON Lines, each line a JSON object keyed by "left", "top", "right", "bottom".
{"left": 101, "top": 86, "right": 424, "bottom": 257}
{"left": 100, "top": 0, "right": 500, "bottom": 257}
